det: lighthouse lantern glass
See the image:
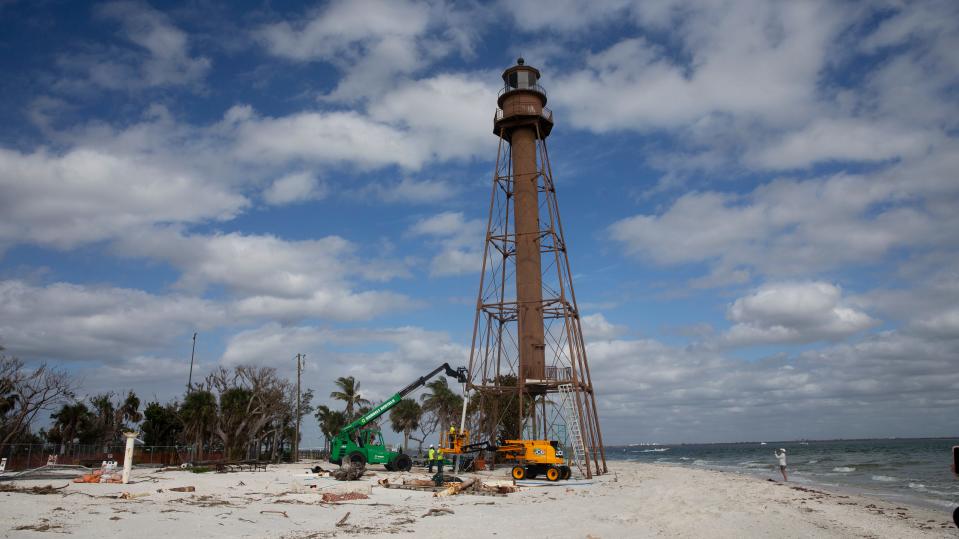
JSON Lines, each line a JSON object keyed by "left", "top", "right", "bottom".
{"left": 508, "top": 70, "right": 536, "bottom": 90}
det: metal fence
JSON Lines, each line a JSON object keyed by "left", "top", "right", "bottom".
{"left": 296, "top": 448, "right": 328, "bottom": 461}
{"left": 0, "top": 444, "right": 203, "bottom": 471}
{"left": 0, "top": 444, "right": 335, "bottom": 472}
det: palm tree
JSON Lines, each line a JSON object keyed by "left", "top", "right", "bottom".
{"left": 50, "top": 402, "right": 93, "bottom": 455}
{"left": 389, "top": 398, "right": 421, "bottom": 452}
{"left": 87, "top": 391, "right": 142, "bottom": 452}
{"left": 420, "top": 378, "right": 463, "bottom": 435}
{"left": 180, "top": 390, "right": 217, "bottom": 462}
{"left": 89, "top": 393, "right": 115, "bottom": 451}
{"left": 117, "top": 391, "right": 142, "bottom": 428}
{"left": 314, "top": 405, "right": 347, "bottom": 453}
{"left": 141, "top": 401, "right": 183, "bottom": 447}
{"left": 330, "top": 376, "right": 370, "bottom": 420}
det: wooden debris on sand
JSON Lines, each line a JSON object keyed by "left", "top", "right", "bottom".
{"left": 0, "top": 483, "right": 69, "bottom": 495}
{"left": 403, "top": 479, "right": 437, "bottom": 488}
{"left": 421, "top": 508, "right": 455, "bottom": 518}
{"left": 321, "top": 492, "right": 369, "bottom": 503}
{"left": 259, "top": 510, "right": 289, "bottom": 518}
{"left": 14, "top": 523, "right": 64, "bottom": 532}
{"left": 333, "top": 464, "right": 365, "bottom": 481}
{"left": 383, "top": 477, "right": 508, "bottom": 496}
{"left": 434, "top": 477, "right": 476, "bottom": 497}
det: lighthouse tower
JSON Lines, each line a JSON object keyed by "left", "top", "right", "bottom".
{"left": 466, "top": 59, "right": 607, "bottom": 478}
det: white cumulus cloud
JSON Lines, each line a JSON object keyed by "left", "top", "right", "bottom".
{"left": 721, "top": 282, "right": 877, "bottom": 346}
{"left": 0, "top": 280, "right": 224, "bottom": 361}
{"left": 262, "top": 171, "right": 327, "bottom": 206}
{"left": 408, "top": 211, "right": 485, "bottom": 277}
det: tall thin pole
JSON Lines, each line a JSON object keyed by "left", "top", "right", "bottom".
{"left": 295, "top": 353, "right": 303, "bottom": 463}
{"left": 454, "top": 383, "right": 469, "bottom": 473}
{"left": 187, "top": 332, "right": 197, "bottom": 392}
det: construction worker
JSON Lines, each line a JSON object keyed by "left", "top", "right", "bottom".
{"left": 436, "top": 446, "right": 445, "bottom": 477}
{"left": 427, "top": 445, "right": 436, "bottom": 473}
{"left": 449, "top": 425, "right": 456, "bottom": 449}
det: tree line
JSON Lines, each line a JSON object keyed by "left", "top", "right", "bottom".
{"left": 2, "top": 348, "right": 525, "bottom": 462}
{"left": 0, "top": 351, "right": 310, "bottom": 461}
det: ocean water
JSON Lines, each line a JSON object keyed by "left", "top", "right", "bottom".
{"left": 607, "top": 438, "right": 959, "bottom": 512}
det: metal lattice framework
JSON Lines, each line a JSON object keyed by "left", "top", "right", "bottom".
{"left": 466, "top": 120, "right": 607, "bottom": 478}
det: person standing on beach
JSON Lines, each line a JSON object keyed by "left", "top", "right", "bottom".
{"left": 775, "top": 448, "right": 788, "bottom": 481}
{"left": 428, "top": 445, "right": 436, "bottom": 473}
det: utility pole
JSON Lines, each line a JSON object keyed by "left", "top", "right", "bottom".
{"left": 187, "top": 332, "right": 197, "bottom": 393}
{"left": 295, "top": 353, "right": 303, "bottom": 463}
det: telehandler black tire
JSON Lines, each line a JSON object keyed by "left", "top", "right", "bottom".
{"left": 393, "top": 454, "right": 412, "bottom": 472}
{"left": 560, "top": 465, "right": 571, "bottom": 480}
{"left": 347, "top": 451, "right": 367, "bottom": 467}
{"left": 511, "top": 466, "right": 526, "bottom": 480}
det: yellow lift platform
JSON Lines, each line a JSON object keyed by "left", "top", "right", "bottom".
{"left": 440, "top": 430, "right": 572, "bottom": 481}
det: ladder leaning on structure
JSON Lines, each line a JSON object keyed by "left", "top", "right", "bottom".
{"left": 558, "top": 383, "right": 588, "bottom": 477}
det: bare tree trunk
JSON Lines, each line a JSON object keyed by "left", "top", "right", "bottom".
{"left": 270, "top": 429, "right": 278, "bottom": 462}
{"left": 0, "top": 360, "right": 75, "bottom": 447}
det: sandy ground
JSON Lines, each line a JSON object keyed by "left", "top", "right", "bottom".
{"left": 0, "top": 461, "right": 955, "bottom": 538}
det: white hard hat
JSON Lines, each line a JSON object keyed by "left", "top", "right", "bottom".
{"left": 430, "top": 444, "right": 434, "bottom": 447}
{"left": 780, "top": 448, "right": 786, "bottom": 452}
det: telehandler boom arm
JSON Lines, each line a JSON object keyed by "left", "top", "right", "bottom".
{"left": 337, "top": 363, "right": 468, "bottom": 437}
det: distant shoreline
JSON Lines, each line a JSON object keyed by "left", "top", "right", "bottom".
{"left": 610, "top": 437, "right": 959, "bottom": 513}
{"left": 647, "top": 459, "right": 955, "bottom": 514}
{"left": 611, "top": 436, "right": 959, "bottom": 447}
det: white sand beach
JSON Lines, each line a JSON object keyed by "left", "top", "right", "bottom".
{"left": 0, "top": 461, "right": 954, "bottom": 538}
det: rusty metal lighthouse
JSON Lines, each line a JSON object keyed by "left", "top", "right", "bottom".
{"left": 466, "top": 59, "right": 607, "bottom": 478}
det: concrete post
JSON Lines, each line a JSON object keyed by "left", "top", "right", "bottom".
{"left": 121, "top": 432, "right": 136, "bottom": 484}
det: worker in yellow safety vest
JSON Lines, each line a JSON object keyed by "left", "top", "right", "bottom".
{"left": 433, "top": 445, "right": 447, "bottom": 482}
{"left": 427, "top": 445, "right": 436, "bottom": 473}
{"left": 448, "top": 425, "right": 456, "bottom": 448}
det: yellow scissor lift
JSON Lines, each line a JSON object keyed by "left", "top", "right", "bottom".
{"left": 441, "top": 430, "right": 572, "bottom": 481}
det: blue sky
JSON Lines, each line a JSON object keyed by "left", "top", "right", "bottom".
{"left": 1, "top": 0, "right": 957, "bottom": 446}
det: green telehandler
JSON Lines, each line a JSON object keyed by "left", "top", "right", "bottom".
{"left": 329, "top": 362, "right": 467, "bottom": 471}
